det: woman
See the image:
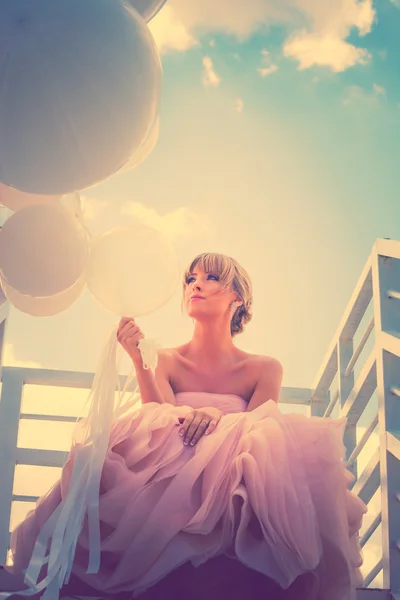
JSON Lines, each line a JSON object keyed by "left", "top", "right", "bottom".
{"left": 7, "top": 253, "right": 367, "bottom": 600}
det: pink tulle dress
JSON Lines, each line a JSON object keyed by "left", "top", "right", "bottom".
{"left": 8, "top": 392, "right": 367, "bottom": 599}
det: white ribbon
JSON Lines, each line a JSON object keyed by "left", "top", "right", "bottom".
{"left": 1, "top": 328, "right": 158, "bottom": 599}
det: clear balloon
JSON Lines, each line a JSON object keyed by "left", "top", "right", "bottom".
{"left": 119, "top": 117, "right": 160, "bottom": 173}
{"left": 0, "top": 204, "right": 89, "bottom": 296}
{"left": 86, "top": 224, "right": 179, "bottom": 317}
{"left": 0, "top": 182, "right": 60, "bottom": 211}
{"left": 0, "top": 0, "right": 162, "bottom": 194}
{"left": 0, "top": 274, "right": 86, "bottom": 317}
{"left": 129, "top": 0, "right": 167, "bottom": 22}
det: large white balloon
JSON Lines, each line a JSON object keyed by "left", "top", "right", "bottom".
{"left": 0, "top": 182, "right": 60, "bottom": 211}
{"left": 120, "top": 117, "right": 160, "bottom": 173}
{"left": 86, "top": 224, "right": 179, "bottom": 316}
{"left": 0, "top": 204, "right": 89, "bottom": 296}
{"left": 0, "top": 274, "right": 86, "bottom": 317}
{"left": 0, "top": 0, "right": 162, "bottom": 194}
{"left": 129, "top": 0, "right": 167, "bottom": 22}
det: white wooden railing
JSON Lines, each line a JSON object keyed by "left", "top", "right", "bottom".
{"left": 0, "top": 238, "right": 399, "bottom": 600}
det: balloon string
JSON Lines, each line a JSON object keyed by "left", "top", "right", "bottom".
{"left": 70, "top": 192, "right": 93, "bottom": 242}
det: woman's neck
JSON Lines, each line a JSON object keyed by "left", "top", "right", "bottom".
{"left": 187, "top": 321, "right": 237, "bottom": 368}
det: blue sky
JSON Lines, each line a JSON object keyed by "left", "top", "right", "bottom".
{"left": 5, "top": 0, "right": 400, "bottom": 392}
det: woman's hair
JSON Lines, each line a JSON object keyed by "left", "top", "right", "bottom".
{"left": 183, "top": 252, "right": 253, "bottom": 337}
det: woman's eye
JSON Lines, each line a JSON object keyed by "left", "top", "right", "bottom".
{"left": 207, "top": 274, "right": 219, "bottom": 281}
{"left": 186, "top": 277, "right": 195, "bottom": 284}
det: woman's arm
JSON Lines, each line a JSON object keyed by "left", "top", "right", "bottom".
{"left": 135, "top": 349, "right": 176, "bottom": 406}
{"left": 246, "top": 357, "right": 283, "bottom": 411}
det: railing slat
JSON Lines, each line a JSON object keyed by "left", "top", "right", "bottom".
{"left": 341, "top": 351, "right": 377, "bottom": 425}
{"left": 360, "top": 512, "right": 382, "bottom": 548}
{"left": 364, "top": 559, "right": 383, "bottom": 588}
{"left": 352, "top": 448, "right": 380, "bottom": 503}
{"left": 15, "top": 448, "right": 68, "bottom": 469}
{"left": 347, "top": 414, "right": 379, "bottom": 467}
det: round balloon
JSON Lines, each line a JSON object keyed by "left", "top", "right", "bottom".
{"left": 120, "top": 117, "right": 160, "bottom": 173}
{"left": 129, "top": 0, "right": 167, "bottom": 22}
{"left": 0, "top": 0, "right": 162, "bottom": 194}
{"left": 0, "top": 182, "right": 60, "bottom": 211}
{"left": 86, "top": 224, "right": 179, "bottom": 316}
{"left": 0, "top": 203, "right": 89, "bottom": 296}
{"left": 0, "top": 274, "right": 86, "bottom": 317}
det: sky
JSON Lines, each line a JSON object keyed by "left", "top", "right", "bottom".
{"left": 2, "top": 0, "right": 400, "bottom": 587}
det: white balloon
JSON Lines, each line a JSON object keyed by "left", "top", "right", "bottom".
{"left": 0, "top": 203, "right": 89, "bottom": 296}
{"left": 120, "top": 117, "right": 160, "bottom": 173}
{"left": 0, "top": 182, "right": 60, "bottom": 211}
{"left": 0, "top": 0, "right": 162, "bottom": 194}
{"left": 0, "top": 274, "right": 86, "bottom": 317}
{"left": 86, "top": 224, "right": 179, "bottom": 317}
{"left": 128, "top": 0, "right": 167, "bottom": 22}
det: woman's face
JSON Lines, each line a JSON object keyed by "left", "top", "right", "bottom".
{"left": 184, "top": 265, "right": 237, "bottom": 321}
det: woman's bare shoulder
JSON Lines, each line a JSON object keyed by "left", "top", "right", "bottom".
{"left": 157, "top": 345, "right": 188, "bottom": 367}
{"left": 242, "top": 351, "right": 283, "bottom": 375}
{"left": 158, "top": 345, "right": 187, "bottom": 359}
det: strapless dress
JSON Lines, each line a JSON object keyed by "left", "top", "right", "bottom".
{"left": 6, "top": 392, "right": 367, "bottom": 599}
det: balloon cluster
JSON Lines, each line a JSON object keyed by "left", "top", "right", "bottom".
{"left": 0, "top": 0, "right": 179, "bottom": 318}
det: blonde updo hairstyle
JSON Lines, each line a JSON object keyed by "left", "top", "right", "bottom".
{"left": 183, "top": 253, "right": 253, "bottom": 337}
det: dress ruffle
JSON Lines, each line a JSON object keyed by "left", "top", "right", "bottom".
{"left": 8, "top": 394, "right": 367, "bottom": 600}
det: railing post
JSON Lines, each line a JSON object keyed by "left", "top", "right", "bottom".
{"left": 0, "top": 369, "right": 23, "bottom": 565}
{"left": 309, "top": 392, "right": 329, "bottom": 417}
{"left": 372, "top": 249, "right": 400, "bottom": 594}
{"left": 0, "top": 291, "right": 9, "bottom": 380}
{"left": 338, "top": 337, "right": 357, "bottom": 479}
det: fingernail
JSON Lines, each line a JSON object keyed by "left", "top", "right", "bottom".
{"left": 205, "top": 431, "right": 210, "bottom": 435}
{"left": 184, "top": 440, "right": 189, "bottom": 446}
{"left": 190, "top": 440, "right": 196, "bottom": 446}
{"left": 179, "top": 430, "right": 184, "bottom": 436}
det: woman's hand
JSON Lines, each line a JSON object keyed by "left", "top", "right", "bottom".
{"left": 178, "top": 407, "right": 223, "bottom": 447}
{"left": 117, "top": 317, "right": 144, "bottom": 367}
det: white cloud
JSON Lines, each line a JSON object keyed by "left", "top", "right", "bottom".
{"left": 80, "top": 196, "right": 108, "bottom": 222}
{"left": 120, "top": 202, "right": 211, "bottom": 240}
{"left": 202, "top": 56, "right": 221, "bottom": 87}
{"left": 342, "top": 83, "right": 386, "bottom": 106}
{"left": 284, "top": 32, "right": 371, "bottom": 72}
{"left": 372, "top": 83, "right": 386, "bottom": 96}
{"left": 257, "top": 48, "right": 279, "bottom": 77}
{"left": 258, "top": 64, "right": 279, "bottom": 77}
{"left": 234, "top": 98, "right": 244, "bottom": 113}
{"left": 149, "top": 0, "right": 375, "bottom": 72}
{"left": 148, "top": 4, "right": 198, "bottom": 53}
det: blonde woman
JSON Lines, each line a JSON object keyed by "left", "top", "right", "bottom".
{"left": 8, "top": 253, "right": 367, "bottom": 600}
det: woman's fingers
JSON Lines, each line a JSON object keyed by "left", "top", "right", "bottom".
{"left": 179, "top": 413, "right": 195, "bottom": 441}
{"left": 118, "top": 316, "right": 134, "bottom": 330}
{"left": 183, "top": 415, "right": 204, "bottom": 446}
{"left": 117, "top": 322, "right": 141, "bottom": 342}
{"left": 189, "top": 419, "right": 211, "bottom": 446}
{"left": 205, "top": 418, "right": 218, "bottom": 435}
{"left": 179, "top": 412, "right": 215, "bottom": 447}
